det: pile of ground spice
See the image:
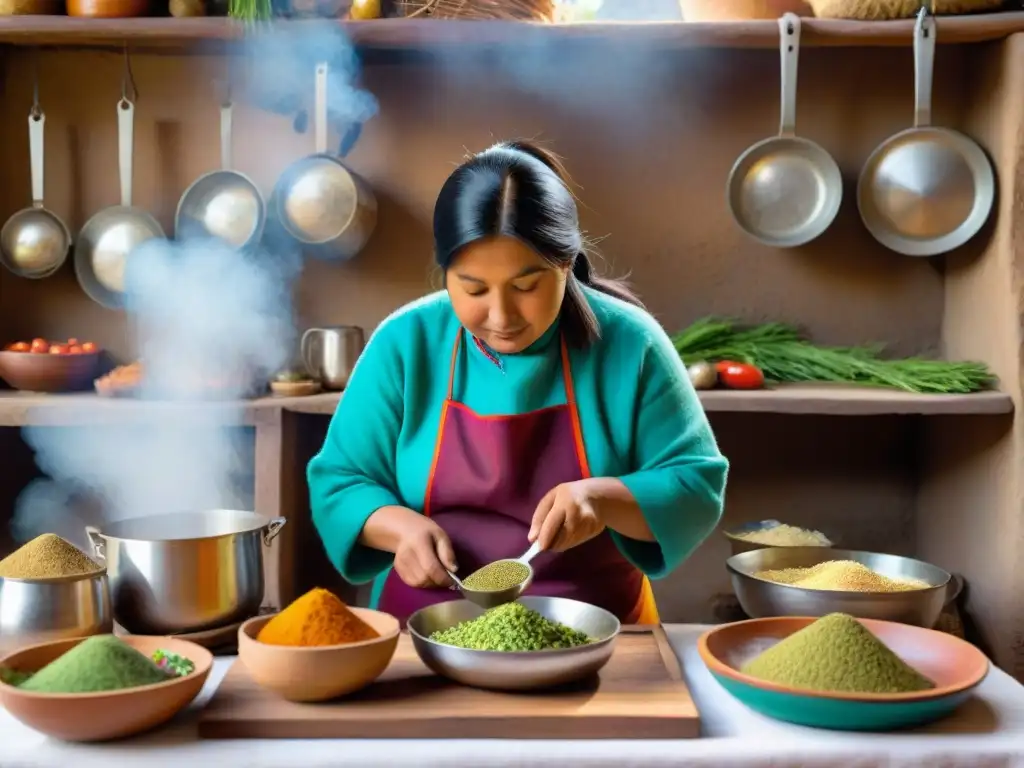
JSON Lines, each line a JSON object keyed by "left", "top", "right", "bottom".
{"left": 257, "top": 587, "right": 379, "bottom": 647}
{"left": 740, "top": 613, "right": 935, "bottom": 694}
{"left": 462, "top": 560, "right": 530, "bottom": 592}
{"left": 755, "top": 560, "right": 929, "bottom": 593}
{"left": 732, "top": 523, "right": 831, "bottom": 547}
{"left": 16, "top": 635, "right": 170, "bottom": 694}
{"left": 0, "top": 534, "right": 102, "bottom": 580}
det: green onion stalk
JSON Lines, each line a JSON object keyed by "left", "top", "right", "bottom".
{"left": 229, "top": 0, "right": 273, "bottom": 21}
{"left": 670, "top": 318, "right": 996, "bottom": 395}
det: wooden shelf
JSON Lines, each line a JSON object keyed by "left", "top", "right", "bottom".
{"left": 0, "top": 384, "right": 1010, "bottom": 426}
{"left": 0, "top": 14, "right": 1023, "bottom": 50}
{"left": 698, "top": 384, "right": 1013, "bottom": 415}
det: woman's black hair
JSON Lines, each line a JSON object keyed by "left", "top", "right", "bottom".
{"left": 432, "top": 140, "right": 644, "bottom": 348}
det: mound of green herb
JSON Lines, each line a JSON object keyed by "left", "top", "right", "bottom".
{"left": 18, "top": 635, "right": 170, "bottom": 694}
{"left": 431, "top": 602, "right": 591, "bottom": 652}
{"left": 740, "top": 613, "right": 935, "bottom": 694}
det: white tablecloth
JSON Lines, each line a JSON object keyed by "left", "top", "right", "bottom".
{"left": 2, "top": 625, "right": 1023, "bottom": 768}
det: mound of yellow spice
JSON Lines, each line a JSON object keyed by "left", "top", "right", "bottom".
{"left": 740, "top": 613, "right": 935, "bottom": 694}
{"left": 755, "top": 560, "right": 928, "bottom": 593}
{"left": 257, "top": 588, "right": 379, "bottom": 647}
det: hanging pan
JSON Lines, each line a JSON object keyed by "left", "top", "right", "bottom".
{"left": 726, "top": 13, "right": 842, "bottom": 248}
{"left": 175, "top": 95, "right": 265, "bottom": 249}
{"left": 270, "top": 61, "right": 376, "bottom": 261}
{"left": 857, "top": 8, "right": 994, "bottom": 257}
{"left": 75, "top": 57, "right": 166, "bottom": 310}
{"left": 0, "top": 75, "right": 71, "bottom": 280}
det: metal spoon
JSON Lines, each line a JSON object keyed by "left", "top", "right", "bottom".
{"left": 447, "top": 541, "right": 543, "bottom": 610}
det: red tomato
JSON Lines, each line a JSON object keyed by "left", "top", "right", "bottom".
{"left": 718, "top": 362, "right": 765, "bottom": 390}
{"left": 10, "top": 342, "right": 30, "bottom": 353}
{"left": 30, "top": 339, "right": 49, "bottom": 354}
{"left": 49, "top": 344, "right": 68, "bottom": 355}
{"left": 80, "top": 341, "right": 98, "bottom": 354}
{"left": 67, "top": 337, "right": 79, "bottom": 346}
{"left": 69, "top": 345, "right": 84, "bottom": 355}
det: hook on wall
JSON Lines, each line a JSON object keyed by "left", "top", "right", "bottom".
{"left": 121, "top": 42, "right": 139, "bottom": 104}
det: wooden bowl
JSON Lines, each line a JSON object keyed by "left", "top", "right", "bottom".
{"left": 0, "top": 351, "right": 101, "bottom": 393}
{"left": 699, "top": 616, "right": 989, "bottom": 731}
{"left": 237, "top": 608, "right": 400, "bottom": 702}
{"left": 269, "top": 379, "right": 321, "bottom": 397}
{"left": 0, "top": 635, "right": 213, "bottom": 742}
{"left": 66, "top": 0, "right": 149, "bottom": 15}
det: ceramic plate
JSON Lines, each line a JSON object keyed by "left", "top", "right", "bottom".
{"left": 698, "top": 616, "right": 989, "bottom": 731}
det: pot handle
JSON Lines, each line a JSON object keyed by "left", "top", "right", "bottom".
{"left": 85, "top": 526, "right": 105, "bottom": 561}
{"left": 263, "top": 517, "right": 287, "bottom": 546}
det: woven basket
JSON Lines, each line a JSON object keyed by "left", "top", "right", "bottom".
{"left": 397, "top": 0, "right": 555, "bottom": 19}
{"left": 808, "top": 0, "right": 1004, "bottom": 20}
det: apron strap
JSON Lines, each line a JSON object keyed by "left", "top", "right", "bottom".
{"left": 447, "top": 331, "right": 462, "bottom": 401}
{"left": 559, "top": 336, "right": 591, "bottom": 478}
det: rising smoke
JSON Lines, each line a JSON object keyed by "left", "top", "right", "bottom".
{"left": 11, "top": 25, "right": 378, "bottom": 551}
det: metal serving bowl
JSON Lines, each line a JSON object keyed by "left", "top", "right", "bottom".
{"left": 0, "top": 571, "right": 112, "bottom": 652}
{"left": 407, "top": 595, "right": 620, "bottom": 691}
{"left": 723, "top": 519, "right": 833, "bottom": 556}
{"left": 727, "top": 547, "right": 950, "bottom": 628}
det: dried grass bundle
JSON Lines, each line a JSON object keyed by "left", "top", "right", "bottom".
{"left": 398, "top": 0, "right": 556, "bottom": 21}
{"left": 807, "top": 0, "right": 1004, "bottom": 19}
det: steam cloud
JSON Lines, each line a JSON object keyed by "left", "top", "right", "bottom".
{"left": 11, "top": 25, "right": 377, "bottom": 552}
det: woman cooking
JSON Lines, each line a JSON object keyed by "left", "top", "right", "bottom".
{"left": 307, "top": 141, "right": 729, "bottom": 626}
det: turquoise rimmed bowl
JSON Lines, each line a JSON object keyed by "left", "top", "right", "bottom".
{"left": 699, "top": 616, "right": 989, "bottom": 731}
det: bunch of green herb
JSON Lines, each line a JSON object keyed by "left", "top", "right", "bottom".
{"left": 431, "top": 602, "right": 591, "bottom": 652}
{"left": 229, "top": 0, "right": 272, "bottom": 21}
{"left": 671, "top": 318, "right": 995, "bottom": 395}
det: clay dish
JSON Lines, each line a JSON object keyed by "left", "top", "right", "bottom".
{"left": 0, "top": 350, "right": 101, "bottom": 393}
{"left": 699, "top": 616, "right": 989, "bottom": 730}
{"left": 238, "top": 608, "right": 400, "bottom": 702}
{"left": 0, "top": 634, "right": 213, "bottom": 742}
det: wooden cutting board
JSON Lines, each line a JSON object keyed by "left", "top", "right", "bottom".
{"left": 198, "top": 626, "right": 700, "bottom": 739}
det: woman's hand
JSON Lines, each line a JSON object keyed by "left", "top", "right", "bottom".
{"left": 361, "top": 505, "right": 458, "bottom": 589}
{"left": 393, "top": 514, "right": 459, "bottom": 589}
{"left": 528, "top": 480, "right": 607, "bottom": 552}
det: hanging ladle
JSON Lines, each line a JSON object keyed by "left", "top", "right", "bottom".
{"left": 447, "top": 541, "right": 542, "bottom": 610}
{"left": 0, "top": 60, "right": 71, "bottom": 279}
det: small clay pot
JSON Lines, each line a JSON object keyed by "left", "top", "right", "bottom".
{"left": 66, "top": 0, "right": 150, "bottom": 16}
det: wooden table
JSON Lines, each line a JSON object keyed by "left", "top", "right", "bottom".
{"left": 0, "top": 625, "right": 1021, "bottom": 767}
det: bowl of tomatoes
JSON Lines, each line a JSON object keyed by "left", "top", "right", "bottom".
{"left": 0, "top": 338, "right": 102, "bottom": 393}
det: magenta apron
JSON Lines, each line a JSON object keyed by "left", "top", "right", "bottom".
{"left": 378, "top": 329, "right": 659, "bottom": 626}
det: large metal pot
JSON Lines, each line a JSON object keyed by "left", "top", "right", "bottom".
{"left": 86, "top": 510, "right": 285, "bottom": 635}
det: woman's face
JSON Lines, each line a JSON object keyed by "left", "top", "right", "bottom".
{"left": 447, "top": 236, "right": 569, "bottom": 354}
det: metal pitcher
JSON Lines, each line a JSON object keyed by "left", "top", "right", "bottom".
{"left": 301, "top": 325, "right": 364, "bottom": 390}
